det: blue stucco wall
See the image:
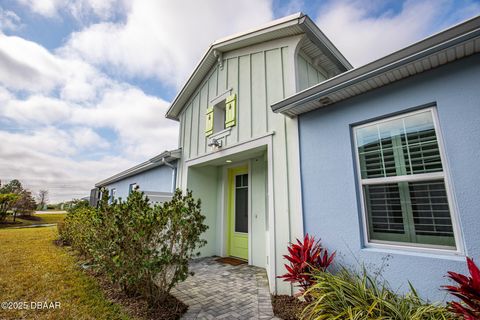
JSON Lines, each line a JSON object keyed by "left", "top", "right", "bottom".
{"left": 105, "top": 162, "right": 176, "bottom": 201}
{"left": 298, "top": 54, "right": 480, "bottom": 301}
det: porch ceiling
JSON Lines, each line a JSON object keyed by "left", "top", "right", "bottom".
{"left": 189, "top": 145, "right": 266, "bottom": 167}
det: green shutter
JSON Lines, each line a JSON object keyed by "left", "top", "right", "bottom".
{"left": 205, "top": 106, "right": 214, "bottom": 136}
{"left": 225, "top": 94, "right": 236, "bottom": 128}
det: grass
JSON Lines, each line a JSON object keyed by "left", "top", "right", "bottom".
{"left": 0, "top": 213, "right": 66, "bottom": 228}
{"left": 0, "top": 226, "right": 133, "bottom": 319}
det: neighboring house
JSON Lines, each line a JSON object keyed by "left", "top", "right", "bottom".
{"left": 92, "top": 149, "right": 180, "bottom": 206}
{"left": 271, "top": 16, "right": 480, "bottom": 300}
{"left": 166, "top": 13, "right": 351, "bottom": 294}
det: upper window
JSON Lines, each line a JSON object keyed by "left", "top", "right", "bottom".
{"left": 205, "top": 93, "right": 236, "bottom": 136}
{"left": 354, "top": 108, "right": 457, "bottom": 250}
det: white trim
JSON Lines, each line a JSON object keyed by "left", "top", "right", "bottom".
{"left": 209, "top": 127, "right": 232, "bottom": 140}
{"left": 186, "top": 132, "right": 274, "bottom": 166}
{"left": 352, "top": 106, "right": 464, "bottom": 255}
{"left": 431, "top": 106, "right": 465, "bottom": 254}
{"left": 248, "top": 159, "right": 253, "bottom": 265}
{"left": 266, "top": 136, "right": 276, "bottom": 293}
{"left": 361, "top": 172, "right": 444, "bottom": 185}
{"left": 210, "top": 88, "right": 233, "bottom": 106}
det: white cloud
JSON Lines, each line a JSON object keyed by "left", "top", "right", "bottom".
{"left": 0, "top": 8, "right": 21, "bottom": 31}
{"left": 62, "top": 0, "right": 273, "bottom": 87}
{"left": 15, "top": 0, "right": 63, "bottom": 17}
{"left": 71, "top": 86, "right": 178, "bottom": 158}
{"left": 71, "top": 127, "right": 110, "bottom": 149}
{"left": 14, "top": 0, "right": 124, "bottom": 20}
{"left": 316, "top": 0, "right": 480, "bottom": 67}
{"left": 2, "top": 95, "right": 72, "bottom": 125}
{"left": 0, "top": 131, "right": 135, "bottom": 202}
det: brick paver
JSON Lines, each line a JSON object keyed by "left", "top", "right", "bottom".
{"left": 172, "top": 257, "right": 280, "bottom": 319}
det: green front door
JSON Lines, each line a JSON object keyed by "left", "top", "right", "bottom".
{"left": 227, "top": 166, "right": 249, "bottom": 260}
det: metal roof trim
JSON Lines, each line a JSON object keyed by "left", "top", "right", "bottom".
{"left": 272, "top": 15, "right": 480, "bottom": 115}
{"left": 95, "top": 149, "right": 181, "bottom": 187}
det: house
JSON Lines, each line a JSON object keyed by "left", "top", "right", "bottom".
{"left": 165, "top": 13, "right": 351, "bottom": 294}
{"left": 91, "top": 149, "right": 180, "bottom": 206}
{"left": 271, "top": 15, "right": 480, "bottom": 300}
{"left": 92, "top": 12, "right": 479, "bottom": 300}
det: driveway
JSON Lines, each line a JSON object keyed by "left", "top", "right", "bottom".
{"left": 172, "top": 257, "right": 279, "bottom": 319}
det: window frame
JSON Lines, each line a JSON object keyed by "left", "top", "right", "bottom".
{"left": 352, "top": 106, "right": 463, "bottom": 255}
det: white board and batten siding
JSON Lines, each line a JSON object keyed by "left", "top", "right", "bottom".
{"left": 176, "top": 35, "right": 328, "bottom": 294}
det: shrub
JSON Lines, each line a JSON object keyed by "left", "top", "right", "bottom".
{"left": 59, "top": 188, "right": 208, "bottom": 306}
{"left": 443, "top": 257, "right": 480, "bottom": 320}
{"left": 278, "top": 234, "right": 335, "bottom": 299}
{"left": 302, "top": 267, "right": 449, "bottom": 320}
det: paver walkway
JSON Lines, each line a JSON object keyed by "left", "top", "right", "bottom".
{"left": 172, "top": 257, "right": 280, "bottom": 319}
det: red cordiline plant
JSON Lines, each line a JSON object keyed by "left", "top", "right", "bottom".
{"left": 443, "top": 257, "right": 480, "bottom": 320}
{"left": 278, "top": 234, "right": 335, "bottom": 297}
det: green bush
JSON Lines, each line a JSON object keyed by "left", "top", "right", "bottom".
{"left": 302, "top": 267, "right": 450, "bottom": 320}
{"left": 59, "top": 188, "right": 208, "bottom": 306}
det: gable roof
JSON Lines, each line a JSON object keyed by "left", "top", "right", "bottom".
{"left": 165, "top": 12, "right": 352, "bottom": 120}
{"left": 272, "top": 15, "right": 480, "bottom": 117}
{"left": 95, "top": 149, "right": 181, "bottom": 187}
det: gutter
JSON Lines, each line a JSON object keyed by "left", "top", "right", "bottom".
{"left": 95, "top": 149, "right": 181, "bottom": 187}
{"left": 272, "top": 15, "right": 480, "bottom": 114}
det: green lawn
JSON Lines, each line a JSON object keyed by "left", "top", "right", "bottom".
{"left": 0, "top": 226, "right": 133, "bottom": 319}
{"left": 0, "top": 213, "right": 66, "bottom": 229}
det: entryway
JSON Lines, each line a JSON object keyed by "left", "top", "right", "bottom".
{"left": 171, "top": 257, "right": 278, "bottom": 319}
{"left": 227, "top": 165, "right": 249, "bottom": 260}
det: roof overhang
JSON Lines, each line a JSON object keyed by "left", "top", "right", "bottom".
{"left": 95, "top": 149, "right": 181, "bottom": 187}
{"left": 272, "top": 15, "right": 480, "bottom": 117}
{"left": 166, "top": 12, "right": 352, "bottom": 120}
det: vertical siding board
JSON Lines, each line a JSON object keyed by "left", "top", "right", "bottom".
{"left": 198, "top": 83, "right": 208, "bottom": 156}
{"left": 218, "top": 61, "right": 227, "bottom": 93}
{"left": 251, "top": 52, "right": 267, "bottom": 136}
{"left": 185, "top": 104, "right": 192, "bottom": 159}
{"left": 298, "top": 55, "right": 309, "bottom": 90}
{"left": 191, "top": 94, "right": 200, "bottom": 157}
{"left": 265, "top": 49, "right": 284, "bottom": 129}
{"left": 227, "top": 58, "right": 239, "bottom": 145}
{"left": 239, "top": 55, "right": 252, "bottom": 140}
{"left": 209, "top": 67, "right": 218, "bottom": 100}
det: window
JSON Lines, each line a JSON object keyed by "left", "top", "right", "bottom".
{"left": 110, "top": 188, "right": 116, "bottom": 203}
{"left": 354, "top": 108, "right": 457, "bottom": 249}
{"left": 129, "top": 183, "right": 138, "bottom": 194}
{"left": 205, "top": 93, "right": 236, "bottom": 136}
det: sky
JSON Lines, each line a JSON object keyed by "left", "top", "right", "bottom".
{"left": 0, "top": 0, "right": 479, "bottom": 203}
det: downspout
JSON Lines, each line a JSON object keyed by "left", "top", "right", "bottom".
{"left": 161, "top": 157, "right": 177, "bottom": 193}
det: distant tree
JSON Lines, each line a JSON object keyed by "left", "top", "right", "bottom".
{"left": 37, "top": 189, "right": 49, "bottom": 209}
{"left": 0, "top": 180, "right": 37, "bottom": 218}
{"left": 0, "top": 193, "right": 20, "bottom": 222}
{"left": 0, "top": 179, "right": 23, "bottom": 194}
{"left": 14, "top": 190, "right": 37, "bottom": 216}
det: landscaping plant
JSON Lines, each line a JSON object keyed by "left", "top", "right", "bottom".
{"left": 443, "top": 257, "right": 480, "bottom": 320}
{"left": 302, "top": 267, "right": 449, "bottom": 320}
{"left": 59, "top": 188, "right": 208, "bottom": 307}
{"left": 278, "top": 234, "right": 335, "bottom": 298}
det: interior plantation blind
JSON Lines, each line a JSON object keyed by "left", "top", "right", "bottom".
{"left": 355, "top": 109, "right": 455, "bottom": 248}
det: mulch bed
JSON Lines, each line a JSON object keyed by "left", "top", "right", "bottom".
{"left": 272, "top": 295, "right": 309, "bottom": 320}
{"left": 85, "top": 267, "right": 187, "bottom": 320}
{"left": 59, "top": 245, "right": 187, "bottom": 320}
